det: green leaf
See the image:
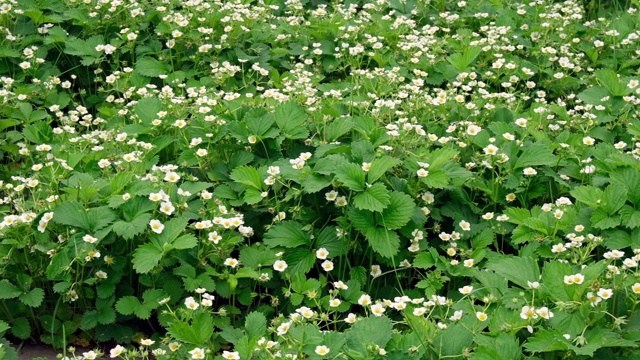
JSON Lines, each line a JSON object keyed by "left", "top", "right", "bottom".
{"left": 132, "top": 244, "right": 163, "bottom": 274}
{"left": 112, "top": 213, "right": 151, "bottom": 240}
{"left": 171, "top": 234, "right": 197, "bottom": 250}
{"left": 420, "top": 169, "right": 449, "bottom": 189}
{"left": 472, "top": 333, "right": 522, "bottom": 360}
{"left": 0, "top": 320, "right": 9, "bottom": 333}
{"left": 523, "top": 330, "right": 569, "bottom": 354}
{"left": 610, "top": 167, "right": 640, "bottom": 206}
{"left": 335, "top": 162, "right": 366, "bottom": 191}
{"left": 591, "top": 208, "right": 621, "bottom": 229}
{"left": 541, "top": 261, "right": 572, "bottom": 301}
{"left": 485, "top": 256, "right": 539, "bottom": 289}
{"left": 351, "top": 140, "right": 376, "bottom": 163}
{"left": 595, "top": 69, "right": 627, "bottom": 96}
{"left": 246, "top": 114, "right": 275, "bottom": 137}
{"left": 243, "top": 188, "right": 265, "bottom": 204}
{"left": 134, "top": 97, "right": 163, "bottom": 125}
{"left": 348, "top": 207, "right": 375, "bottom": 233}
{"left": 52, "top": 201, "right": 90, "bottom": 230}
{"left": 513, "top": 142, "right": 556, "bottom": 169}
{"left": 239, "top": 246, "right": 277, "bottom": 268}
{"left": 447, "top": 46, "right": 481, "bottom": 71}
{"left": 169, "top": 312, "right": 214, "bottom": 345}
{"left": 135, "top": 57, "right": 169, "bottom": 77}
{"left": 549, "top": 311, "right": 586, "bottom": 336}
{"left": 0, "top": 280, "right": 21, "bottom": 299}
{"left": 81, "top": 310, "right": 100, "bottom": 330}
{"left": 364, "top": 227, "right": 400, "bottom": 258}
{"left": 115, "top": 296, "right": 141, "bottom": 315}
{"left": 301, "top": 174, "right": 332, "bottom": 194}
{"left": 603, "top": 183, "right": 627, "bottom": 214}
{"left": 274, "top": 101, "right": 309, "bottom": 139}
{"left": 158, "top": 217, "right": 189, "bottom": 244}
{"left": 376, "top": 191, "right": 415, "bottom": 229}
{"left": 426, "top": 148, "right": 459, "bottom": 169}
{"left": 63, "top": 35, "right": 102, "bottom": 57}
{"left": 313, "top": 226, "right": 348, "bottom": 258}
{"left": 570, "top": 185, "right": 604, "bottom": 207}
{"left": 471, "top": 228, "right": 495, "bottom": 249}
{"left": 284, "top": 248, "right": 316, "bottom": 275}
{"left": 19, "top": 288, "right": 44, "bottom": 308}
{"left": 413, "top": 252, "right": 435, "bottom": 269}
{"left": 502, "top": 208, "right": 531, "bottom": 225}
{"left": 353, "top": 183, "right": 391, "bottom": 212}
{"left": 577, "top": 86, "right": 610, "bottom": 105}
{"left": 346, "top": 316, "right": 393, "bottom": 354}
{"left": 10, "top": 318, "right": 30, "bottom": 340}
{"left": 324, "top": 118, "right": 353, "bottom": 141}
{"left": 245, "top": 311, "right": 267, "bottom": 342}
{"left": 230, "top": 166, "right": 263, "bottom": 190}
{"left": 86, "top": 206, "right": 116, "bottom": 232}
{"left": 264, "top": 221, "right": 310, "bottom": 248}
{"left": 368, "top": 156, "right": 401, "bottom": 183}
{"left": 619, "top": 206, "right": 640, "bottom": 229}
{"left": 433, "top": 323, "right": 474, "bottom": 357}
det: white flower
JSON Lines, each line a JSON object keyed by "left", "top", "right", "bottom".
{"left": 450, "top": 310, "right": 463, "bottom": 321}
{"left": 459, "top": 220, "right": 471, "bottom": 231}
{"left": 358, "top": 294, "right": 372, "bottom": 306}
{"left": 370, "top": 303, "right": 385, "bottom": 316}
{"left": 140, "top": 339, "right": 155, "bottom": 346}
{"left": 224, "top": 258, "right": 239, "bottom": 268}
{"left": 536, "top": 306, "right": 554, "bottom": 319}
{"left": 416, "top": 168, "right": 429, "bottom": 177}
{"left": 83, "top": 351, "right": 97, "bottom": 359}
{"left": 149, "top": 219, "right": 164, "bottom": 234}
{"left": 481, "top": 212, "right": 494, "bottom": 220}
{"left": 83, "top": 234, "right": 98, "bottom": 244}
{"left": 459, "top": 285, "right": 473, "bottom": 295}
{"left": 520, "top": 305, "right": 538, "bottom": 320}
{"left": 466, "top": 124, "right": 482, "bottom": 135}
{"left": 563, "top": 273, "right": 584, "bottom": 285}
{"left": 321, "top": 260, "right": 334, "bottom": 271}
{"left": 476, "top": 311, "right": 488, "bottom": 321}
{"left": 109, "top": 345, "right": 125, "bottom": 358}
{"left": 222, "top": 351, "right": 240, "bottom": 360}
{"left": 582, "top": 136, "right": 595, "bottom": 146}
{"left": 164, "top": 171, "right": 180, "bottom": 183}
{"left": 597, "top": 288, "right": 613, "bottom": 300}
{"left": 315, "top": 345, "right": 330, "bottom": 356}
{"left": 273, "top": 260, "right": 288, "bottom": 272}
{"left": 159, "top": 201, "right": 175, "bottom": 215}
{"left": 329, "top": 298, "right": 341, "bottom": 307}
{"left": 277, "top": 321, "right": 292, "bottom": 335}
{"left": 185, "top": 296, "right": 199, "bottom": 310}
{"left": 189, "top": 348, "right": 205, "bottom": 359}
{"left": 523, "top": 167, "right": 537, "bottom": 176}
{"left": 370, "top": 264, "right": 382, "bottom": 277}
{"left": 316, "top": 248, "right": 329, "bottom": 259}
{"left": 515, "top": 118, "right": 528, "bottom": 127}
{"left": 325, "top": 190, "right": 338, "bottom": 201}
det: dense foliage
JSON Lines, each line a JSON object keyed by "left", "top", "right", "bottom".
{"left": 1, "top": 0, "right": 640, "bottom": 358}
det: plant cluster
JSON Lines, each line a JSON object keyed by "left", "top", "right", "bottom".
{"left": 1, "top": 0, "right": 640, "bottom": 359}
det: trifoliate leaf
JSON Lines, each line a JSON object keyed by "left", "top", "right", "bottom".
{"left": 264, "top": 221, "right": 310, "bottom": 248}
{"left": 18, "top": 288, "right": 44, "bottom": 308}
{"left": 353, "top": 183, "right": 390, "bottom": 212}
{"left": 376, "top": 191, "right": 415, "bottom": 229}
{"left": 132, "top": 244, "right": 163, "bottom": 274}
{"left": 335, "top": 162, "right": 366, "bottom": 191}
